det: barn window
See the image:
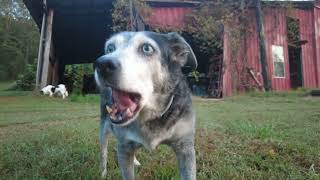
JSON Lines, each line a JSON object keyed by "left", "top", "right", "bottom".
{"left": 272, "top": 45, "right": 285, "bottom": 78}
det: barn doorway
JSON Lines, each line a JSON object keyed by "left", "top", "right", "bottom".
{"left": 183, "top": 34, "right": 224, "bottom": 98}
{"left": 287, "top": 17, "right": 303, "bottom": 89}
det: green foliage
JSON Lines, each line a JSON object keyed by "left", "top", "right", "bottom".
{"left": 185, "top": 3, "right": 225, "bottom": 55}
{"left": 0, "top": 0, "right": 39, "bottom": 80}
{"left": 287, "top": 17, "right": 300, "bottom": 43}
{"left": 190, "top": 70, "right": 200, "bottom": 82}
{"left": 111, "top": 0, "right": 130, "bottom": 32}
{"left": 15, "top": 63, "right": 36, "bottom": 90}
{"left": 111, "top": 0, "right": 151, "bottom": 32}
{"left": 111, "top": 0, "right": 250, "bottom": 58}
{"left": 64, "top": 64, "right": 93, "bottom": 95}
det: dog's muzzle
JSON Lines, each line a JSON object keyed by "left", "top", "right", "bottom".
{"left": 95, "top": 55, "right": 141, "bottom": 125}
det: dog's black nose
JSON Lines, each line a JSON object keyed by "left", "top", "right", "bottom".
{"left": 95, "top": 55, "right": 121, "bottom": 74}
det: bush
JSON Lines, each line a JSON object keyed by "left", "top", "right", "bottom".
{"left": 15, "top": 63, "right": 36, "bottom": 91}
{"left": 64, "top": 64, "right": 93, "bottom": 95}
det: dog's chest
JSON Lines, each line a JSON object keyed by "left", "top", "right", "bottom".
{"left": 114, "top": 122, "right": 176, "bottom": 150}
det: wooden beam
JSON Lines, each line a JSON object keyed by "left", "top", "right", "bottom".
{"left": 40, "top": 9, "right": 54, "bottom": 88}
{"left": 130, "top": 0, "right": 134, "bottom": 31}
{"left": 35, "top": 8, "right": 46, "bottom": 90}
{"left": 314, "top": 6, "right": 320, "bottom": 87}
{"left": 247, "top": 68, "right": 265, "bottom": 91}
{"left": 255, "top": 0, "right": 272, "bottom": 91}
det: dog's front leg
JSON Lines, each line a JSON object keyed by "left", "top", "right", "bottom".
{"left": 100, "top": 120, "right": 110, "bottom": 178}
{"left": 117, "top": 144, "right": 135, "bottom": 180}
{"left": 100, "top": 87, "right": 113, "bottom": 178}
{"left": 171, "top": 139, "right": 196, "bottom": 180}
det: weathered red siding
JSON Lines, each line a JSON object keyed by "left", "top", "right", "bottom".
{"left": 291, "top": 8, "right": 318, "bottom": 88}
{"left": 145, "top": 7, "right": 192, "bottom": 28}
{"left": 223, "top": 6, "right": 320, "bottom": 96}
{"left": 264, "top": 8, "right": 291, "bottom": 91}
{"left": 141, "top": 3, "right": 320, "bottom": 97}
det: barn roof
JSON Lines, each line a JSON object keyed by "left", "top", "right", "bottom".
{"left": 24, "top": 0, "right": 114, "bottom": 64}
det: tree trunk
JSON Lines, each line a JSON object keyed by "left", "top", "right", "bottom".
{"left": 129, "top": 0, "right": 134, "bottom": 31}
{"left": 255, "top": 0, "right": 272, "bottom": 91}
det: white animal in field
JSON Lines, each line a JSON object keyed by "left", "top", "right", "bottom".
{"left": 40, "top": 84, "right": 69, "bottom": 99}
{"left": 53, "top": 84, "right": 69, "bottom": 99}
{"left": 40, "top": 85, "right": 55, "bottom": 97}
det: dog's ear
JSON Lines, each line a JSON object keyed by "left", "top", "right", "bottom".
{"left": 51, "top": 87, "right": 56, "bottom": 93}
{"left": 165, "top": 32, "right": 197, "bottom": 70}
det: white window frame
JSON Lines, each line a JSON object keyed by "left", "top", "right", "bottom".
{"left": 272, "top": 45, "right": 286, "bottom": 78}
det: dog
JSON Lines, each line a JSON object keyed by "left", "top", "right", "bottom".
{"left": 40, "top": 84, "right": 68, "bottom": 99}
{"left": 53, "top": 84, "right": 69, "bottom": 99}
{"left": 40, "top": 85, "right": 56, "bottom": 97}
{"left": 95, "top": 31, "right": 197, "bottom": 180}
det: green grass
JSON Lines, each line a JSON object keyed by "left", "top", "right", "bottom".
{"left": 0, "top": 85, "right": 319, "bottom": 179}
{"left": 0, "top": 81, "right": 15, "bottom": 91}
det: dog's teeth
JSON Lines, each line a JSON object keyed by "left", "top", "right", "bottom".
{"left": 110, "top": 114, "right": 116, "bottom": 119}
{"left": 125, "top": 108, "right": 133, "bottom": 117}
{"left": 106, "top": 105, "right": 113, "bottom": 114}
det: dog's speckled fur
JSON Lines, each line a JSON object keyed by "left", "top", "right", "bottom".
{"left": 95, "top": 31, "right": 197, "bottom": 180}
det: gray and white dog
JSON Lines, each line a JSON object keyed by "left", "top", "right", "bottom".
{"left": 94, "top": 31, "right": 197, "bottom": 180}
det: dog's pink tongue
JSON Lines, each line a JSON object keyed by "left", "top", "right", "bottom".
{"left": 112, "top": 90, "right": 137, "bottom": 112}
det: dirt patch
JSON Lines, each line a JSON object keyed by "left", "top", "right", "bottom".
{"left": 248, "top": 140, "right": 282, "bottom": 156}
{"left": 195, "top": 128, "right": 225, "bottom": 150}
{"left": 248, "top": 139, "right": 320, "bottom": 172}
{"left": 294, "top": 155, "right": 320, "bottom": 172}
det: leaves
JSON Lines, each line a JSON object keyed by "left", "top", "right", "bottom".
{"left": 111, "top": 0, "right": 151, "bottom": 32}
{"left": 0, "top": 0, "right": 39, "bottom": 80}
{"left": 15, "top": 63, "right": 36, "bottom": 90}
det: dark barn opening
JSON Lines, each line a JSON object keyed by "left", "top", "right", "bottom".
{"left": 287, "top": 17, "right": 303, "bottom": 89}
{"left": 183, "top": 34, "right": 224, "bottom": 98}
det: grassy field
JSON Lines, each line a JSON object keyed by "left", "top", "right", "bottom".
{"left": 0, "top": 81, "right": 14, "bottom": 91}
{"left": 0, "top": 86, "right": 319, "bottom": 179}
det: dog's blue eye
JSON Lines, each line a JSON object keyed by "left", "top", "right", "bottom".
{"left": 106, "top": 44, "right": 116, "bottom": 54}
{"left": 141, "top": 43, "right": 154, "bottom": 55}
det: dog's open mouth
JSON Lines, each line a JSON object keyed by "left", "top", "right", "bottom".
{"left": 106, "top": 89, "right": 141, "bottom": 124}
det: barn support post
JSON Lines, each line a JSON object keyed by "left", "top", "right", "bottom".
{"left": 314, "top": 5, "right": 320, "bottom": 87}
{"left": 255, "top": 0, "right": 272, "bottom": 91}
{"left": 35, "top": 2, "right": 47, "bottom": 90}
{"left": 129, "top": 0, "right": 134, "bottom": 31}
{"left": 40, "top": 9, "right": 54, "bottom": 89}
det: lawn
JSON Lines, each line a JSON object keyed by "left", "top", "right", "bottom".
{"left": 0, "top": 86, "right": 319, "bottom": 179}
{"left": 0, "top": 81, "right": 14, "bottom": 91}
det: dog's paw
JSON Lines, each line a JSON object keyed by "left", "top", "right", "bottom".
{"left": 134, "top": 156, "right": 141, "bottom": 166}
{"left": 101, "top": 170, "right": 107, "bottom": 179}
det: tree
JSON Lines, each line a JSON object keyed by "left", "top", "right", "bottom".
{"left": 0, "top": 0, "right": 39, "bottom": 80}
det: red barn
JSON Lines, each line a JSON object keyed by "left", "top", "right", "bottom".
{"left": 144, "top": 0, "right": 320, "bottom": 97}
{"left": 223, "top": 1, "right": 320, "bottom": 96}
{"left": 24, "top": 0, "right": 320, "bottom": 96}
